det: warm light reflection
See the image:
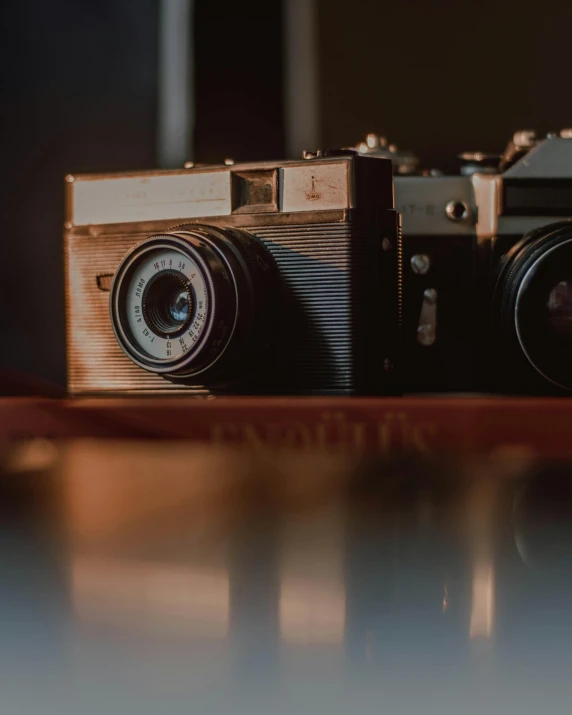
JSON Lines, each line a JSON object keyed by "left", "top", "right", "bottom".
{"left": 280, "top": 576, "right": 346, "bottom": 645}
{"left": 5, "top": 438, "right": 58, "bottom": 473}
{"left": 72, "top": 557, "right": 229, "bottom": 639}
{"left": 442, "top": 583, "right": 449, "bottom": 612}
{"left": 279, "top": 510, "right": 346, "bottom": 646}
{"left": 61, "top": 442, "right": 238, "bottom": 545}
{"left": 469, "top": 558, "right": 494, "bottom": 638}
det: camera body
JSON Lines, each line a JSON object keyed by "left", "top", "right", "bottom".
{"left": 64, "top": 152, "right": 400, "bottom": 395}
{"left": 358, "top": 130, "right": 572, "bottom": 393}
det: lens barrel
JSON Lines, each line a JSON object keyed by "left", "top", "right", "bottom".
{"left": 110, "top": 225, "right": 279, "bottom": 382}
{"left": 493, "top": 220, "right": 572, "bottom": 391}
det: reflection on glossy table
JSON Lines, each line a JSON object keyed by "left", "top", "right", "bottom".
{"left": 1, "top": 441, "right": 571, "bottom": 714}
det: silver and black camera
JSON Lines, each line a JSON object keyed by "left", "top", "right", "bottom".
{"left": 357, "top": 129, "right": 572, "bottom": 393}
{"left": 64, "top": 152, "right": 400, "bottom": 395}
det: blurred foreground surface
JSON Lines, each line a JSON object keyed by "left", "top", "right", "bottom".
{"left": 1, "top": 441, "right": 572, "bottom": 714}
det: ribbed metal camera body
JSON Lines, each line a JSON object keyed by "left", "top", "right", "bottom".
{"left": 64, "top": 152, "right": 400, "bottom": 395}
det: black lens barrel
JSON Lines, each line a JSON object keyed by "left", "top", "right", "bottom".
{"left": 111, "top": 225, "right": 280, "bottom": 384}
{"left": 493, "top": 220, "right": 572, "bottom": 391}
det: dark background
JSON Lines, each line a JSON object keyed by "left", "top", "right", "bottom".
{"left": 1, "top": 0, "right": 572, "bottom": 387}
{"left": 318, "top": 0, "right": 572, "bottom": 172}
{"left": 1, "top": 0, "right": 159, "bottom": 388}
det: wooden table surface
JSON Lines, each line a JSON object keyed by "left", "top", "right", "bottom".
{"left": 2, "top": 395, "right": 572, "bottom": 457}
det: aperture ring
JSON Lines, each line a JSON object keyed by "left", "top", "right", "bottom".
{"left": 110, "top": 233, "right": 237, "bottom": 377}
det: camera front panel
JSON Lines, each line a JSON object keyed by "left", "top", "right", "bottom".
{"left": 65, "top": 215, "right": 399, "bottom": 395}
{"left": 401, "top": 234, "right": 477, "bottom": 393}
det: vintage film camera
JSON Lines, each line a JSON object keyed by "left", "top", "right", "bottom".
{"left": 357, "top": 129, "right": 572, "bottom": 393}
{"left": 64, "top": 152, "right": 400, "bottom": 395}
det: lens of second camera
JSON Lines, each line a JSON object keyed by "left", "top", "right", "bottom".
{"left": 493, "top": 221, "right": 572, "bottom": 391}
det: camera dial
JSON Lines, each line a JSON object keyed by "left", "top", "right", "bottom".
{"left": 353, "top": 133, "right": 419, "bottom": 174}
{"left": 110, "top": 225, "right": 279, "bottom": 381}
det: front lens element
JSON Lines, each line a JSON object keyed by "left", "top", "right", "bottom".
{"left": 143, "top": 270, "right": 193, "bottom": 338}
{"left": 171, "top": 290, "right": 191, "bottom": 323}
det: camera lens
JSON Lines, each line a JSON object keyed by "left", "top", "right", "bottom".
{"left": 493, "top": 220, "right": 572, "bottom": 390}
{"left": 142, "top": 271, "right": 192, "bottom": 338}
{"left": 110, "top": 225, "right": 279, "bottom": 381}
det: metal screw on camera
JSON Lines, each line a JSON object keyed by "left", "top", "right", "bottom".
{"left": 411, "top": 254, "right": 431, "bottom": 275}
{"left": 445, "top": 200, "right": 469, "bottom": 222}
